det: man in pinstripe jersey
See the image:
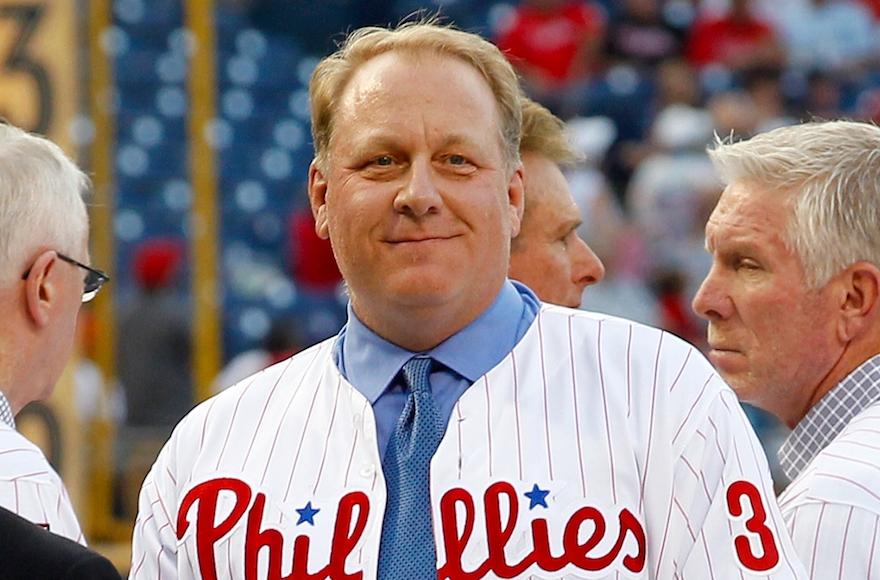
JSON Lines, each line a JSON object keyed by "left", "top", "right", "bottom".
{"left": 131, "top": 21, "right": 806, "bottom": 579}
{"left": 0, "top": 121, "right": 123, "bottom": 580}
{"left": 694, "top": 120, "right": 880, "bottom": 578}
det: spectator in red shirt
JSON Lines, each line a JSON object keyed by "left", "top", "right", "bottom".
{"left": 684, "top": 0, "right": 785, "bottom": 72}
{"left": 495, "top": 0, "right": 607, "bottom": 117}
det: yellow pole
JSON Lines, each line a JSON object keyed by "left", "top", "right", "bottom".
{"left": 87, "top": 0, "right": 123, "bottom": 540}
{"left": 184, "top": 0, "right": 222, "bottom": 403}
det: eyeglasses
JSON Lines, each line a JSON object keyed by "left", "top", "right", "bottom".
{"left": 21, "top": 252, "right": 110, "bottom": 303}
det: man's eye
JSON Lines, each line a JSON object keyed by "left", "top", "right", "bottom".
{"left": 448, "top": 155, "right": 467, "bottom": 165}
{"left": 375, "top": 156, "right": 394, "bottom": 166}
{"left": 734, "top": 257, "right": 760, "bottom": 270}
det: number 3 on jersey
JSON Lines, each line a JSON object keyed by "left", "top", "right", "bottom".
{"left": 726, "top": 480, "right": 780, "bottom": 572}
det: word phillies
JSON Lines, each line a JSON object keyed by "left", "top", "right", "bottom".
{"left": 176, "top": 478, "right": 646, "bottom": 579}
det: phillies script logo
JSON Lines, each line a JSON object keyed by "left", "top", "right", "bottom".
{"left": 177, "top": 478, "right": 646, "bottom": 579}
{"left": 439, "top": 482, "right": 645, "bottom": 577}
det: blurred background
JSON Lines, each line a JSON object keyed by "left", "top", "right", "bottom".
{"left": 3, "top": 0, "right": 879, "bottom": 572}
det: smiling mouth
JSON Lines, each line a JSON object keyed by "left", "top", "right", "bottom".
{"left": 386, "top": 234, "right": 457, "bottom": 244}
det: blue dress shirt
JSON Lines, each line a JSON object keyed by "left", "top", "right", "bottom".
{"left": 334, "top": 280, "right": 540, "bottom": 457}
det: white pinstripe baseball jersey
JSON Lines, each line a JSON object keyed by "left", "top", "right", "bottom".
{"left": 131, "top": 306, "right": 806, "bottom": 579}
{"left": 0, "top": 421, "right": 84, "bottom": 544}
{"left": 778, "top": 400, "right": 880, "bottom": 579}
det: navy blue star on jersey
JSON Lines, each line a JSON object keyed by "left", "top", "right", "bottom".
{"left": 524, "top": 484, "right": 549, "bottom": 509}
{"left": 296, "top": 501, "right": 320, "bottom": 525}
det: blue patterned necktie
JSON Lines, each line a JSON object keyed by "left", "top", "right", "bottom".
{"left": 377, "top": 356, "right": 445, "bottom": 580}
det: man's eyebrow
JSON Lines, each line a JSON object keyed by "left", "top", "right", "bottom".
{"left": 550, "top": 213, "right": 582, "bottom": 238}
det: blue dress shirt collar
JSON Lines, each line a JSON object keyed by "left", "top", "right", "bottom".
{"left": 336, "top": 280, "right": 539, "bottom": 402}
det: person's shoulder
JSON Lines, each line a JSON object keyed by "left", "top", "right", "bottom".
{"left": 539, "top": 305, "right": 721, "bottom": 392}
{"left": 788, "top": 401, "right": 880, "bottom": 515}
{"left": 540, "top": 303, "right": 684, "bottom": 345}
{"left": 0, "top": 423, "right": 59, "bottom": 484}
{"left": 173, "top": 338, "right": 338, "bottom": 435}
{"left": 0, "top": 506, "right": 122, "bottom": 580}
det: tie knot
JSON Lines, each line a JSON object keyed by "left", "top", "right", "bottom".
{"left": 402, "top": 357, "right": 432, "bottom": 395}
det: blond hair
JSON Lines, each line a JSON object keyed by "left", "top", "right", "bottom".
{"left": 309, "top": 20, "right": 523, "bottom": 170}
{"left": 520, "top": 97, "right": 579, "bottom": 166}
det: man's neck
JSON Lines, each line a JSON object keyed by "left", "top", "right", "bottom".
{"left": 350, "top": 289, "right": 502, "bottom": 353}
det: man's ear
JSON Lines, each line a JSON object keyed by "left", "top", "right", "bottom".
{"left": 507, "top": 162, "right": 525, "bottom": 239}
{"left": 308, "top": 160, "right": 331, "bottom": 240}
{"left": 836, "top": 262, "right": 880, "bottom": 342}
{"left": 23, "top": 251, "right": 60, "bottom": 328}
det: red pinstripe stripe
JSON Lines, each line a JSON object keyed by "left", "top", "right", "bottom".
{"left": 822, "top": 451, "right": 880, "bottom": 473}
{"left": 655, "top": 490, "right": 678, "bottom": 578}
{"left": 869, "top": 516, "right": 879, "bottom": 577}
{"left": 133, "top": 548, "right": 146, "bottom": 575}
{"left": 810, "top": 503, "right": 827, "bottom": 572}
{"left": 313, "top": 377, "right": 344, "bottom": 493}
{"left": 214, "top": 393, "right": 247, "bottom": 472}
{"left": 485, "top": 376, "right": 494, "bottom": 479}
{"left": 674, "top": 497, "right": 697, "bottom": 542}
{"left": 511, "top": 350, "right": 523, "bottom": 481}
{"left": 242, "top": 358, "right": 295, "bottom": 469}
{"left": 681, "top": 453, "right": 712, "bottom": 502}
{"left": 640, "top": 332, "right": 663, "bottom": 511}
{"left": 667, "top": 348, "right": 693, "bottom": 393}
{"left": 626, "top": 325, "right": 633, "bottom": 416}
{"left": 839, "top": 506, "right": 854, "bottom": 578}
{"left": 0, "top": 447, "right": 41, "bottom": 457}
{"left": 567, "top": 315, "right": 587, "bottom": 497}
{"left": 699, "top": 527, "right": 720, "bottom": 580}
{"left": 198, "top": 397, "right": 219, "bottom": 455}
{"left": 707, "top": 416, "right": 728, "bottom": 463}
{"left": 259, "top": 351, "right": 323, "bottom": 484}
{"left": 283, "top": 361, "right": 327, "bottom": 501}
{"left": 817, "top": 473, "right": 880, "bottom": 502}
{"left": 672, "top": 376, "right": 712, "bottom": 445}
{"left": 537, "top": 316, "right": 554, "bottom": 481}
{"left": 455, "top": 404, "right": 463, "bottom": 480}
{"left": 597, "top": 319, "right": 618, "bottom": 504}
{"left": 6, "top": 470, "right": 50, "bottom": 479}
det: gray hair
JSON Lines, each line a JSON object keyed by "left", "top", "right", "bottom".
{"left": 708, "top": 120, "right": 880, "bottom": 289}
{"left": 0, "top": 123, "right": 91, "bottom": 284}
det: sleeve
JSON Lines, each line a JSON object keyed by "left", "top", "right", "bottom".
{"left": 129, "top": 440, "right": 181, "bottom": 579}
{"left": 671, "top": 389, "right": 807, "bottom": 578}
{"left": 785, "top": 501, "right": 880, "bottom": 579}
{"left": 0, "top": 441, "right": 85, "bottom": 544}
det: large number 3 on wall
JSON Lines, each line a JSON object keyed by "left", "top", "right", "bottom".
{"left": 0, "top": 4, "right": 51, "bottom": 134}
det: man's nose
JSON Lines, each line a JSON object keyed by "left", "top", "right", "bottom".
{"left": 393, "top": 160, "right": 442, "bottom": 217}
{"left": 692, "top": 266, "right": 730, "bottom": 321}
{"left": 571, "top": 235, "right": 605, "bottom": 288}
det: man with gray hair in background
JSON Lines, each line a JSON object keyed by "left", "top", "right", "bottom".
{"left": 0, "top": 122, "right": 109, "bottom": 543}
{"left": 693, "top": 120, "right": 880, "bottom": 578}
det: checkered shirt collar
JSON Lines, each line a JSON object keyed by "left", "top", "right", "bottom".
{"left": 0, "top": 391, "right": 15, "bottom": 429}
{"left": 779, "top": 354, "right": 880, "bottom": 482}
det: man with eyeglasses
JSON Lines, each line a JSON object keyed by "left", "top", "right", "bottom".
{"left": 0, "top": 123, "right": 109, "bottom": 545}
